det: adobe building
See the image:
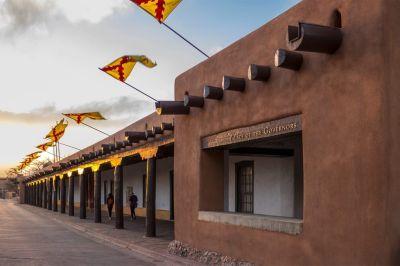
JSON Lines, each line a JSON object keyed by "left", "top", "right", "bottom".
{"left": 157, "top": 0, "right": 400, "bottom": 264}
{"left": 22, "top": 0, "right": 400, "bottom": 264}
{"left": 23, "top": 113, "right": 175, "bottom": 237}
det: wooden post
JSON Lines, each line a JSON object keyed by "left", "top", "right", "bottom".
{"left": 60, "top": 176, "right": 66, "bottom": 214}
{"left": 43, "top": 180, "right": 47, "bottom": 209}
{"left": 34, "top": 184, "right": 39, "bottom": 206}
{"left": 114, "top": 164, "right": 124, "bottom": 229}
{"left": 48, "top": 178, "right": 53, "bottom": 210}
{"left": 79, "top": 173, "right": 87, "bottom": 219}
{"left": 146, "top": 157, "right": 157, "bottom": 237}
{"left": 68, "top": 174, "right": 75, "bottom": 216}
{"left": 94, "top": 169, "right": 101, "bottom": 223}
{"left": 53, "top": 177, "right": 59, "bottom": 212}
{"left": 39, "top": 182, "right": 43, "bottom": 207}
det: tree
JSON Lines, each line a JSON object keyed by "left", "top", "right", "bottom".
{"left": 28, "top": 159, "right": 52, "bottom": 175}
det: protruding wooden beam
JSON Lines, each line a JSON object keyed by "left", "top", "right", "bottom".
{"left": 275, "top": 49, "right": 303, "bottom": 71}
{"left": 203, "top": 85, "right": 223, "bottom": 100}
{"left": 161, "top": 122, "right": 174, "bottom": 131}
{"left": 101, "top": 144, "right": 113, "bottom": 153}
{"left": 287, "top": 22, "right": 342, "bottom": 54}
{"left": 146, "top": 130, "right": 155, "bottom": 139}
{"left": 115, "top": 141, "right": 124, "bottom": 150}
{"left": 125, "top": 131, "right": 147, "bottom": 143}
{"left": 184, "top": 92, "right": 204, "bottom": 108}
{"left": 248, "top": 64, "right": 271, "bottom": 81}
{"left": 152, "top": 126, "right": 163, "bottom": 135}
{"left": 156, "top": 101, "right": 190, "bottom": 115}
{"left": 222, "top": 76, "right": 246, "bottom": 92}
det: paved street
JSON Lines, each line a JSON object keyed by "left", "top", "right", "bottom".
{"left": 0, "top": 200, "right": 162, "bottom": 266}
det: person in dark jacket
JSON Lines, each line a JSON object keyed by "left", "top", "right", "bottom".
{"left": 128, "top": 192, "right": 138, "bottom": 220}
{"left": 106, "top": 193, "right": 114, "bottom": 220}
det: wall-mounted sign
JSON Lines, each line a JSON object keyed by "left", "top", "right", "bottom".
{"left": 201, "top": 115, "right": 302, "bottom": 149}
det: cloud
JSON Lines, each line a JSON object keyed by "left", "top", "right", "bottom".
{"left": 0, "top": 96, "right": 153, "bottom": 127}
{"left": 0, "top": 0, "right": 54, "bottom": 34}
{"left": 0, "top": 0, "right": 129, "bottom": 35}
{"left": 56, "top": 0, "right": 128, "bottom": 24}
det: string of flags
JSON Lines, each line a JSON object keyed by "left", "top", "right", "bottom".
{"left": 11, "top": 112, "right": 107, "bottom": 175}
{"left": 11, "top": 0, "right": 211, "bottom": 176}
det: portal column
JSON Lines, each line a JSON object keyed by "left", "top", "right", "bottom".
{"left": 35, "top": 184, "right": 39, "bottom": 207}
{"left": 93, "top": 166, "right": 101, "bottom": 223}
{"left": 38, "top": 182, "right": 43, "bottom": 207}
{"left": 68, "top": 174, "right": 75, "bottom": 216}
{"left": 27, "top": 186, "right": 30, "bottom": 205}
{"left": 146, "top": 157, "right": 157, "bottom": 237}
{"left": 19, "top": 182, "right": 25, "bottom": 204}
{"left": 48, "top": 178, "right": 53, "bottom": 210}
{"left": 43, "top": 179, "right": 47, "bottom": 208}
{"left": 60, "top": 175, "right": 66, "bottom": 214}
{"left": 53, "top": 176, "right": 59, "bottom": 212}
{"left": 79, "top": 171, "right": 87, "bottom": 219}
{"left": 113, "top": 159, "right": 123, "bottom": 229}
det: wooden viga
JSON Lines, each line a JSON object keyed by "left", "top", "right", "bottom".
{"left": 184, "top": 91, "right": 204, "bottom": 108}
{"left": 125, "top": 131, "right": 147, "bottom": 144}
{"left": 156, "top": 101, "right": 190, "bottom": 115}
{"left": 222, "top": 76, "right": 246, "bottom": 92}
{"left": 286, "top": 22, "right": 343, "bottom": 54}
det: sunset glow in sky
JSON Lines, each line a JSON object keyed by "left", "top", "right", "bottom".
{"left": 0, "top": 0, "right": 300, "bottom": 175}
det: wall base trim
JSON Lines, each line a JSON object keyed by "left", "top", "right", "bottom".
{"left": 198, "top": 211, "right": 302, "bottom": 235}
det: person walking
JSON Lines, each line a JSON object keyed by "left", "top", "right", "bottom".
{"left": 128, "top": 192, "right": 138, "bottom": 220}
{"left": 106, "top": 193, "right": 114, "bottom": 220}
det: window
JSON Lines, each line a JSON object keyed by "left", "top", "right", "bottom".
{"left": 103, "top": 181, "right": 107, "bottom": 204}
{"left": 235, "top": 161, "right": 254, "bottom": 213}
{"left": 142, "top": 174, "right": 147, "bottom": 208}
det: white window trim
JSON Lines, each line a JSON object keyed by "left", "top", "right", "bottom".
{"left": 198, "top": 211, "right": 303, "bottom": 235}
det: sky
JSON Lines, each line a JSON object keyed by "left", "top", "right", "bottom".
{"left": 0, "top": 0, "right": 300, "bottom": 176}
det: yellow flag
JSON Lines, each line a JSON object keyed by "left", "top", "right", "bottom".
{"left": 131, "top": 0, "right": 182, "bottom": 23}
{"left": 63, "top": 112, "right": 106, "bottom": 124}
{"left": 36, "top": 141, "right": 54, "bottom": 152}
{"left": 101, "top": 55, "right": 156, "bottom": 82}
{"left": 45, "top": 119, "right": 68, "bottom": 142}
{"left": 26, "top": 151, "right": 41, "bottom": 159}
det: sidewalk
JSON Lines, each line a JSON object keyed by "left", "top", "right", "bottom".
{"left": 20, "top": 204, "right": 195, "bottom": 265}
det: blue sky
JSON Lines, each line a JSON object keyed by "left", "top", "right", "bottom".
{"left": 0, "top": 0, "right": 300, "bottom": 175}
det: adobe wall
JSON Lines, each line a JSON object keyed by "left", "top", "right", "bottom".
{"left": 173, "top": 0, "right": 399, "bottom": 264}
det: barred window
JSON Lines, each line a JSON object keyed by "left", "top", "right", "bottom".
{"left": 236, "top": 161, "right": 254, "bottom": 213}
